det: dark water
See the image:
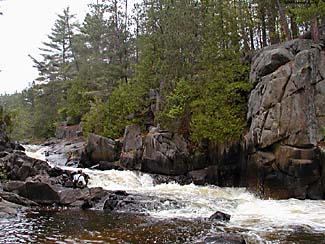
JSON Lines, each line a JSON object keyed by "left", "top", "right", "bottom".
{"left": 1, "top": 208, "right": 325, "bottom": 244}
{"left": 14, "top": 146, "right": 325, "bottom": 243}
{"left": 0, "top": 208, "right": 212, "bottom": 244}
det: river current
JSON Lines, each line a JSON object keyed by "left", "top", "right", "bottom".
{"left": 1, "top": 145, "right": 325, "bottom": 243}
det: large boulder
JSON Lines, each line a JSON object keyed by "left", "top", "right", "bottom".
{"left": 246, "top": 39, "right": 325, "bottom": 199}
{"left": 103, "top": 191, "right": 183, "bottom": 213}
{"left": 0, "top": 199, "right": 22, "bottom": 218}
{"left": 80, "top": 133, "right": 120, "bottom": 168}
{"left": 3, "top": 180, "right": 61, "bottom": 205}
{"left": 119, "top": 124, "right": 143, "bottom": 170}
{"left": 140, "top": 127, "right": 189, "bottom": 175}
{"left": 55, "top": 122, "right": 83, "bottom": 139}
{"left": 118, "top": 125, "right": 190, "bottom": 176}
{"left": 0, "top": 151, "right": 51, "bottom": 181}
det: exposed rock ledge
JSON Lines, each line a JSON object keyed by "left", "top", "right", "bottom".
{"left": 245, "top": 38, "right": 325, "bottom": 199}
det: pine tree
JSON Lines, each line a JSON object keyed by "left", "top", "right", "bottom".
{"left": 29, "top": 7, "right": 80, "bottom": 82}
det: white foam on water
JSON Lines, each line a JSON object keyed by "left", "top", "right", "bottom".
{"left": 24, "top": 144, "right": 49, "bottom": 161}
{"left": 25, "top": 144, "right": 325, "bottom": 235}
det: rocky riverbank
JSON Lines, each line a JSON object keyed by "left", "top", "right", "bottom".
{"left": 76, "top": 38, "right": 325, "bottom": 200}
{"left": 2, "top": 38, "right": 325, "bottom": 218}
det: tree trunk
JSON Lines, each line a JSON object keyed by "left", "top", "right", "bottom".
{"left": 239, "top": 0, "right": 249, "bottom": 51}
{"left": 290, "top": 15, "right": 298, "bottom": 39}
{"left": 311, "top": 18, "right": 319, "bottom": 42}
{"left": 267, "top": 0, "right": 279, "bottom": 44}
{"left": 276, "top": 0, "right": 291, "bottom": 41}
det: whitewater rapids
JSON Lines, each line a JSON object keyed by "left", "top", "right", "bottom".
{"left": 25, "top": 144, "right": 325, "bottom": 242}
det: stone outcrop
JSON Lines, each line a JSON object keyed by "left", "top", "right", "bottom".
{"left": 119, "top": 126, "right": 190, "bottom": 176}
{"left": 55, "top": 122, "right": 83, "bottom": 139}
{"left": 119, "top": 124, "right": 143, "bottom": 170}
{"left": 79, "top": 133, "right": 120, "bottom": 168}
{"left": 246, "top": 39, "right": 325, "bottom": 199}
{"left": 141, "top": 127, "right": 189, "bottom": 175}
{"left": 43, "top": 137, "right": 85, "bottom": 166}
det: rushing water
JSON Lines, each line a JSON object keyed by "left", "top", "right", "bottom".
{"left": 1, "top": 145, "right": 325, "bottom": 243}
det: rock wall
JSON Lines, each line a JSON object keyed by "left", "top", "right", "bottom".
{"left": 246, "top": 39, "right": 325, "bottom": 199}
{"left": 55, "top": 122, "right": 83, "bottom": 139}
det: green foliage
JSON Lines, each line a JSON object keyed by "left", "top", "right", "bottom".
{"left": 0, "top": 166, "right": 8, "bottom": 182}
{"left": 160, "top": 62, "right": 251, "bottom": 143}
{"left": 82, "top": 81, "right": 148, "bottom": 138}
{"left": 29, "top": 7, "right": 80, "bottom": 82}
{"left": 63, "top": 79, "right": 97, "bottom": 124}
{"left": 290, "top": 1, "right": 325, "bottom": 23}
{"left": 3, "top": 0, "right": 306, "bottom": 145}
{"left": 190, "top": 80, "right": 251, "bottom": 142}
{"left": 0, "top": 106, "right": 15, "bottom": 133}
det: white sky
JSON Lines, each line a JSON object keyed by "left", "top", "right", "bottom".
{"left": 0, "top": 0, "right": 138, "bottom": 94}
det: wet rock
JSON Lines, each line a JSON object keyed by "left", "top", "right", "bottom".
{"left": 0, "top": 199, "right": 22, "bottom": 218}
{"left": 103, "top": 192, "right": 183, "bottom": 213}
{"left": 141, "top": 128, "right": 189, "bottom": 175}
{"left": 188, "top": 166, "right": 218, "bottom": 185}
{"left": 98, "top": 161, "right": 123, "bottom": 171}
{"left": 21, "top": 181, "right": 61, "bottom": 205}
{"left": 0, "top": 191, "right": 38, "bottom": 206}
{"left": 80, "top": 133, "right": 118, "bottom": 168}
{"left": 204, "top": 234, "right": 246, "bottom": 244}
{"left": 103, "top": 195, "right": 119, "bottom": 211}
{"left": 208, "top": 140, "right": 245, "bottom": 187}
{"left": 151, "top": 174, "right": 191, "bottom": 185}
{"left": 59, "top": 187, "right": 90, "bottom": 205}
{"left": 209, "top": 211, "right": 231, "bottom": 222}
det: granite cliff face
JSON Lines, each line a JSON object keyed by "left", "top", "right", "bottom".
{"left": 246, "top": 39, "right": 325, "bottom": 199}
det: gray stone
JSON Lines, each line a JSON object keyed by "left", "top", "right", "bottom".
{"left": 246, "top": 39, "right": 325, "bottom": 199}
{"left": 250, "top": 47, "right": 294, "bottom": 86}
{"left": 59, "top": 188, "right": 89, "bottom": 205}
{"left": 83, "top": 133, "right": 117, "bottom": 165}
{"left": 209, "top": 211, "right": 231, "bottom": 221}
{"left": 0, "top": 199, "right": 21, "bottom": 217}
{"left": 122, "top": 124, "right": 142, "bottom": 152}
{"left": 0, "top": 191, "right": 38, "bottom": 206}
{"left": 319, "top": 52, "right": 325, "bottom": 79}
{"left": 188, "top": 166, "right": 218, "bottom": 185}
{"left": 141, "top": 130, "right": 189, "bottom": 175}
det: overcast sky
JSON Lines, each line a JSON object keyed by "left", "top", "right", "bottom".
{"left": 0, "top": 0, "right": 138, "bottom": 94}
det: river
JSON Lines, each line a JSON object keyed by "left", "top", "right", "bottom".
{"left": 1, "top": 145, "right": 325, "bottom": 243}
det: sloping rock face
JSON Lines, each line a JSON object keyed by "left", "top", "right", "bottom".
{"left": 119, "top": 126, "right": 190, "bottom": 176}
{"left": 120, "top": 124, "right": 143, "bottom": 170}
{"left": 141, "top": 127, "right": 189, "bottom": 175}
{"left": 79, "top": 133, "right": 120, "bottom": 168}
{"left": 246, "top": 39, "right": 325, "bottom": 199}
{"left": 55, "top": 122, "right": 83, "bottom": 139}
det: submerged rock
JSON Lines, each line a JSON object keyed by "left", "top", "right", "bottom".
{"left": 209, "top": 211, "right": 231, "bottom": 222}
{"left": 0, "top": 191, "right": 38, "bottom": 206}
{"left": 204, "top": 234, "right": 246, "bottom": 244}
{"left": 0, "top": 198, "right": 23, "bottom": 218}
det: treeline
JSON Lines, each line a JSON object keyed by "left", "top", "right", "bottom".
{"left": 1, "top": 0, "right": 324, "bottom": 143}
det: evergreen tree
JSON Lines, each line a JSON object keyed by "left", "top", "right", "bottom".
{"left": 29, "top": 7, "right": 79, "bottom": 82}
